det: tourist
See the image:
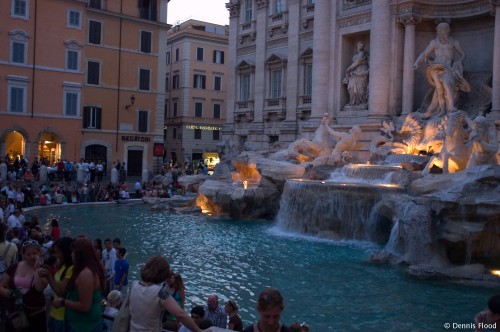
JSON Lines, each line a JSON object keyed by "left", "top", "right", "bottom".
{"left": 102, "top": 238, "right": 117, "bottom": 295}
{"left": 474, "top": 294, "right": 500, "bottom": 331}
{"left": 114, "top": 247, "right": 129, "bottom": 298}
{"left": 112, "top": 237, "right": 122, "bottom": 250}
{"left": 225, "top": 299, "right": 243, "bottom": 331}
{"left": 243, "top": 288, "right": 290, "bottom": 332}
{"left": 52, "top": 236, "right": 105, "bottom": 332}
{"left": 93, "top": 238, "right": 103, "bottom": 262}
{"left": 0, "top": 239, "right": 49, "bottom": 332}
{"left": 0, "top": 224, "right": 18, "bottom": 278}
{"left": 96, "top": 161, "right": 104, "bottom": 183}
{"left": 129, "top": 255, "right": 210, "bottom": 332}
{"left": 103, "top": 289, "right": 122, "bottom": 331}
{"left": 50, "top": 218, "right": 61, "bottom": 241}
{"left": 206, "top": 294, "right": 227, "bottom": 328}
{"left": 178, "top": 305, "right": 206, "bottom": 332}
{"left": 7, "top": 209, "right": 22, "bottom": 232}
{"left": 40, "top": 236, "right": 74, "bottom": 332}
{"left": 135, "top": 179, "right": 142, "bottom": 198}
{"left": 163, "top": 272, "right": 186, "bottom": 331}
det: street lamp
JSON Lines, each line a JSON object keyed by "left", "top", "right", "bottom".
{"left": 125, "top": 95, "right": 136, "bottom": 110}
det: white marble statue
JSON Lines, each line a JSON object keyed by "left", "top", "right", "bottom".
{"left": 328, "top": 125, "right": 363, "bottom": 165}
{"left": 343, "top": 41, "right": 369, "bottom": 107}
{"left": 466, "top": 116, "right": 499, "bottom": 168}
{"left": 413, "top": 23, "right": 470, "bottom": 119}
{"left": 422, "top": 110, "right": 472, "bottom": 174}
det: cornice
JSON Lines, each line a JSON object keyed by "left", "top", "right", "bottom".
{"left": 337, "top": 11, "right": 371, "bottom": 29}
{"left": 392, "top": 0, "right": 491, "bottom": 19}
{"left": 398, "top": 13, "right": 421, "bottom": 26}
{"left": 226, "top": 0, "right": 240, "bottom": 18}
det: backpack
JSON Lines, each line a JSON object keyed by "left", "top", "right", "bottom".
{"left": 0, "top": 242, "right": 13, "bottom": 276}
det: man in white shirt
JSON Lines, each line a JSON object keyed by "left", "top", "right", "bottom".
{"left": 7, "top": 209, "right": 22, "bottom": 231}
{"left": 102, "top": 238, "right": 117, "bottom": 295}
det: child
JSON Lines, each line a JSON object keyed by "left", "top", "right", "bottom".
{"left": 114, "top": 247, "right": 129, "bottom": 298}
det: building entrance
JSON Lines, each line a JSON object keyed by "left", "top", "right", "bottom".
{"left": 127, "top": 150, "right": 143, "bottom": 176}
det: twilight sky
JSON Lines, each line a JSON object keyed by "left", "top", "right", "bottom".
{"left": 167, "top": 0, "right": 230, "bottom": 26}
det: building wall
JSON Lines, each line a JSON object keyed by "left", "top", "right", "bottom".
{"left": 224, "top": 0, "right": 500, "bottom": 155}
{"left": 165, "top": 20, "right": 228, "bottom": 166}
{"left": 0, "top": 0, "right": 169, "bottom": 177}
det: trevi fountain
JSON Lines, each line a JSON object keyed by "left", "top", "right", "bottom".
{"left": 147, "top": 4, "right": 500, "bottom": 285}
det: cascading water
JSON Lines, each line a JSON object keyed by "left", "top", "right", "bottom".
{"left": 276, "top": 177, "right": 404, "bottom": 243}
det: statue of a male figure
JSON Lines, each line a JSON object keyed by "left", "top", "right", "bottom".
{"left": 413, "top": 22, "right": 470, "bottom": 118}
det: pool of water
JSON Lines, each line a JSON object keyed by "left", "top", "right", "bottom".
{"left": 31, "top": 204, "right": 498, "bottom": 331}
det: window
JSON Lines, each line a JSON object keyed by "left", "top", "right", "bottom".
{"left": 9, "top": 87, "right": 25, "bottom": 112}
{"left": 214, "top": 76, "right": 222, "bottom": 91}
{"left": 213, "top": 104, "right": 221, "bottom": 119}
{"left": 195, "top": 102, "right": 203, "bottom": 117}
{"left": 213, "top": 50, "right": 224, "bottom": 64}
{"left": 173, "top": 75, "right": 180, "bottom": 89}
{"left": 7, "top": 77, "right": 28, "bottom": 113}
{"left": 164, "top": 102, "right": 168, "bottom": 120}
{"left": 166, "top": 51, "right": 170, "bottom": 64}
{"left": 165, "top": 76, "right": 169, "bottom": 91}
{"left": 213, "top": 130, "right": 220, "bottom": 141}
{"left": 245, "top": 0, "right": 253, "bottom": 22}
{"left": 271, "top": 69, "right": 282, "bottom": 98}
{"left": 67, "top": 50, "right": 79, "bottom": 71}
{"left": 173, "top": 102, "right": 178, "bottom": 117}
{"left": 64, "top": 87, "right": 80, "bottom": 116}
{"left": 83, "top": 106, "right": 102, "bottom": 129}
{"left": 175, "top": 48, "right": 179, "bottom": 61}
{"left": 139, "top": 69, "right": 151, "bottom": 91}
{"left": 87, "top": 61, "right": 100, "bottom": 85}
{"left": 194, "top": 129, "right": 202, "bottom": 140}
{"left": 12, "top": 0, "right": 28, "bottom": 19}
{"left": 140, "top": 31, "right": 152, "bottom": 53}
{"left": 11, "top": 42, "right": 26, "bottom": 64}
{"left": 269, "top": 135, "right": 279, "bottom": 143}
{"left": 241, "top": 74, "right": 250, "bottom": 101}
{"left": 88, "top": 20, "right": 102, "bottom": 45}
{"left": 193, "top": 74, "right": 206, "bottom": 89}
{"left": 9, "top": 30, "right": 29, "bottom": 64}
{"left": 88, "top": 0, "right": 101, "bottom": 9}
{"left": 172, "top": 128, "right": 177, "bottom": 139}
{"left": 305, "top": 63, "right": 313, "bottom": 96}
{"left": 196, "top": 47, "right": 203, "bottom": 61}
{"left": 138, "top": 110, "right": 148, "bottom": 132}
{"left": 68, "top": 10, "right": 81, "bottom": 29}
{"left": 139, "top": 0, "right": 157, "bottom": 21}
{"left": 275, "top": 0, "right": 285, "bottom": 13}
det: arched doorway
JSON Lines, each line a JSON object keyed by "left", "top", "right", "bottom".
{"left": 38, "top": 133, "right": 61, "bottom": 165}
{"left": 3, "top": 131, "right": 26, "bottom": 170}
{"left": 85, "top": 144, "right": 107, "bottom": 171}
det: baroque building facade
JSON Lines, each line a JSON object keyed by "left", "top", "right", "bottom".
{"left": 0, "top": 0, "right": 169, "bottom": 176}
{"left": 165, "top": 20, "right": 228, "bottom": 170}
{"left": 223, "top": 0, "right": 500, "bottom": 156}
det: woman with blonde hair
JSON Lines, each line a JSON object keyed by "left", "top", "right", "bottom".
{"left": 129, "top": 255, "right": 211, "bottom": 332}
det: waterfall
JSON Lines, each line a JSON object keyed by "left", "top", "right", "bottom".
{"left": 276, "top": 180, "right": 403, "bottom": 242}
{"left": 384, "top": 220, "right": 401, "bottom": 254}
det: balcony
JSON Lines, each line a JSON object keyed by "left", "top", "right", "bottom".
{"left": 234, "top": 100, "right": 254, "bottom": 123}
{"left": 267, "top": 11, "right": 289, "bottom": 38}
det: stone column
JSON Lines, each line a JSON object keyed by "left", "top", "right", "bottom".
{"left": 311, "top": 0, "right": 330, "bottom": 119}
{"left": 490, "top": 0, "right": 500, "bottom": 119}
{"left": 285, "top": 0, "right": 300, "bottom": 122}
{"left": 368, "top": 0, "right": 391, "bottom": 118}
{"left": 225, "top": 1, "right": 240, "bottom": 127}
{"left": 253, "top": 0, "right": 268, "bottom": 132}
{"left": 399, "top": 14, "right": 420, "bottom": 116}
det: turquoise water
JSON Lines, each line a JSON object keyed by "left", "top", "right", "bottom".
{"left": 32, "top": 204, "right": 498, "bottom": 331}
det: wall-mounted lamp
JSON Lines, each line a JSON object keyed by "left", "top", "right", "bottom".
{"left": 125, "top": 95, "right": 136, "bottom": 110}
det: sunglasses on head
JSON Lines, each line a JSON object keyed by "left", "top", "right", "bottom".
{"left": 22, "top": 240, "right": 39, "bottom": 247}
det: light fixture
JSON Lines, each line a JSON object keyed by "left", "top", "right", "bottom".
{"left": 125, "top": 95, "right": 136, "bottom": 110}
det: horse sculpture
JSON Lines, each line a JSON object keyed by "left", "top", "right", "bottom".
{"left": 422, "top": 110, "right": 472, "bottom": 174}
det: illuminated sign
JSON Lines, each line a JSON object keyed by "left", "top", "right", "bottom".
{"left": 185, "top": 125, "right": 223, "bottom": 131}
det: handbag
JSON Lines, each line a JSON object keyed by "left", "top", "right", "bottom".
{"left": 112, "top": 281, "right": 137, "bottom": 332}
{"left": 7, "top": 310, "right": 29, "bottom": 330}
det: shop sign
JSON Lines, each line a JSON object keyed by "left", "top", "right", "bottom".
{"left": 185, "top": 125, "right": 223, "bottom": 131}
{"left": 121, "top": 136, "right": 151, "bottom": 142}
